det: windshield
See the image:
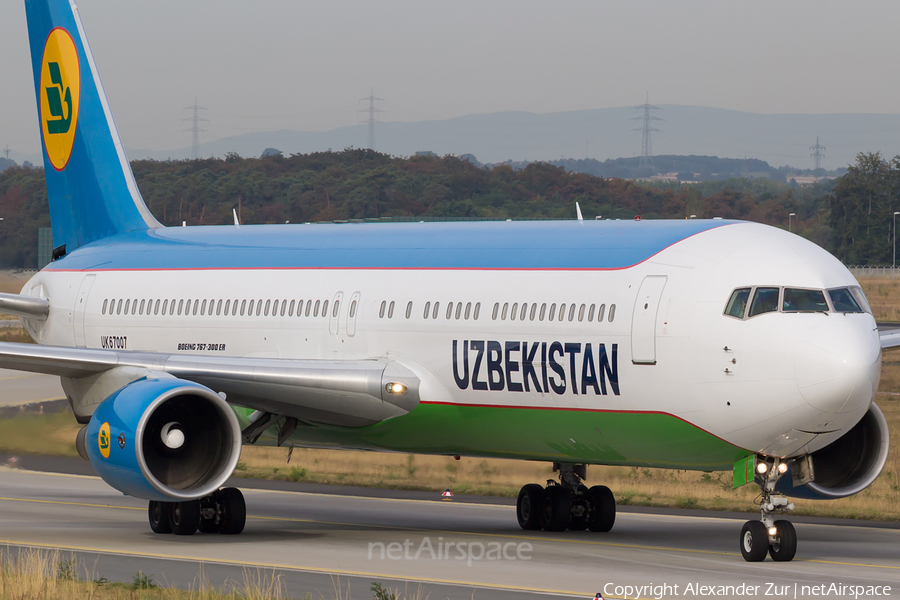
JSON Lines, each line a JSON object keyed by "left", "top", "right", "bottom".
{"left": 748, "top": 287, "right": 779, "bottom": 317}
{"left": 724, "top": 288, "right": 751, "bottom": 319}
{"left": 783, "top": 288, "right": 829, "bottom": 312}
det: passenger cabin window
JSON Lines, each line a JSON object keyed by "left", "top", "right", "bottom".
{"left": 828, "top": 287, "right": 864, "bottom": 313}
{"left": 724, "top": 288, "right": 751, "bottom": 319}
{"left": 748, "top": 287, "right": 779, "bottom": 317}
{"left": 782, "top": 288, "right": 828, "bottom": 313}
{"left": 406, "top": 301, "right": 412, "bottom": 319}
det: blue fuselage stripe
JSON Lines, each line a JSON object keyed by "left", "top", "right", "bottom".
{"left": 45, "top": 220, "right": 735, "bottom": 271}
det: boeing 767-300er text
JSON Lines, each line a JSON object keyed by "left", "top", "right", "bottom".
{"left": 6, "top": 0, "right": 895, "bottom": 562}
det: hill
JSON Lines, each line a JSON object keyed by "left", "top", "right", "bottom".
{"left": 124, "top": 105, "right": 900, "bottom": 172}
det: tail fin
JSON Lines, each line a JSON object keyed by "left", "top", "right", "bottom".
{"left": 25, "top": 0, "right": 161, "bottom": 254}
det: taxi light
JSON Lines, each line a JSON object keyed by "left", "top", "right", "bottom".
{"left": 768, "top": 527, "right": 778, "bottom": 536}
{"left": 386, "top": 382, "right": 408, "bottom": 395}
{"left": 777, "top": 463, "right": 788, "bottom": 474}
{"left": 756, "top": 462, "right": 769, "bottom": 474}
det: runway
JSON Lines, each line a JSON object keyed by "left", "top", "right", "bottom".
{"left": 0, "top": 469, "right": 897, "bottom": 600}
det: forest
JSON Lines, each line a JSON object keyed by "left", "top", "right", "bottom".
{"left": 0, "top": 148, "right": 846, "bottom": 269}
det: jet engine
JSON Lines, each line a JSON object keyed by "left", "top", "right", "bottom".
{"left": 77, "top": 376, "right": 241, "bottom": 502}
{"left": 778, "top": 403, "right": 890, "bottom": 499}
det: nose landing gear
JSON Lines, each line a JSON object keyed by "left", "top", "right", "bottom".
{"left": 740, "top": 458, "right": 797, "bottom": 562}
{"left": 516, "top": 463, "right": 616, "bottom": 533}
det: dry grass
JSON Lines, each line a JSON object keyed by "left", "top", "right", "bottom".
{"left": 859, "top": 278, "right": 900, "bottom": 321}
{"left": 0, "top": 327, "right": 35, "bottom": 344}
{"left": 0, "top": 547, "right": 299, "bottom": 600}
{"left": 0, "top": 547, "right": 426, "bottom": 600}
{"left": 0, "top": 408, "right": 81, "bottom": 456}
{"left": 0, "top": 270, "right": 32, "bottom": 295}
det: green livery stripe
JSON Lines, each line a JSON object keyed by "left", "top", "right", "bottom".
{"left": 246, "top": 403, "right": 751, "bottom": 472}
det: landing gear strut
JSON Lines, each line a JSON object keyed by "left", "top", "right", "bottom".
{"left": 148, "top": 488, "right": 246, "bottom": 536}
{"left": 516, "top": 463, "right": 615, "bottom": 533}
{"left": 740, "top": 457, "right": 797, "bottom": 562}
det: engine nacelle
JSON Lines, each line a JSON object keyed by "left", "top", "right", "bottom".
{"left": 777, "top": 403, "right": 890, "bottom": 499}
{"left": 83, "top": 376, "right": 242, "bottom": 502}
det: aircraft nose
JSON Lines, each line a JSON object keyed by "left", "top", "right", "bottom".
{"left": 795, "top": 318, "right": 880, "bottom": 416}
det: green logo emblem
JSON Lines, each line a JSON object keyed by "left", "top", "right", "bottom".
{"left": 45, "top": 62, "right": 73, "bottom": 135}
{"left": 99, "top": 428, "right": 110, "bottom": 451}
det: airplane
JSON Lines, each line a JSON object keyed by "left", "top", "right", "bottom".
{"left": 6, "top": 0, "right": 892, "bottom": 563}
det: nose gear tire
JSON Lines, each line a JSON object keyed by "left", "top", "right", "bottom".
{"left": 768, "top": 520, "right": 797, "bottom": 561}
{"left": 740, "top": 520, "right": 769, "bottom": 562}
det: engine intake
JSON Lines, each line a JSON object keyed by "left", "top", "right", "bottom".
{"left": 778, "top": 403, "right": 890, "bottom": 499}
{"left": 84, "top": 376, "right": 241, "bottom": 502}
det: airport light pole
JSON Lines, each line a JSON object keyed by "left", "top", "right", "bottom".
{"left": 893, "top": 212, "right": 900, "bottom": 273}
{"left": 789, "top": 213, "right": 796, "bottom": 233}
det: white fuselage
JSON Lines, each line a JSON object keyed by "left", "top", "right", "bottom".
{"left": 21, "top": 221, "right": 880, "bottom": 461}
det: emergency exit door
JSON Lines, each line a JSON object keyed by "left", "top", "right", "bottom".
{"left": 631, "top": 275, "right": 667, "bottom": 365}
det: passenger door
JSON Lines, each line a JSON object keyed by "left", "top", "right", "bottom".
{"left": 73, "top": 274, "right": 95, "bottom": 348}
{"left": 631, "top": 275, "right": 667, "bottom": 365}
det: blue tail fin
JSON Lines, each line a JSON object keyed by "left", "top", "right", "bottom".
{"left": 25, "top": 0, "right": 161, "bottom": 254}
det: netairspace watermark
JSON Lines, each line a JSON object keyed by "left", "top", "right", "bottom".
{"left": 368, "top": 537, "right": 532, "bottom": 567}
{"left": 602, "top": 582, "right": 892, "bottom": 600}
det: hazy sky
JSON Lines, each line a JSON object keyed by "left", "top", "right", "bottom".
{"left": 1, "top": 0, "right": 898, "bottom": 162}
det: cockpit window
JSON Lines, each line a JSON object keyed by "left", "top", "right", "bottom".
{"left": 849, "top": 286, "right": 872, "bottom": 314}
{"left": 748, "top": 287, "right": 780, "bottom": 317}
{"left": 783, "top": 288, "right": 829, "bottom": 313}
{"left": 828, "top": 287, "right": 863, "bottom": 313}
{"left": 724, "top": 288, "right": 751, "bottom": 319}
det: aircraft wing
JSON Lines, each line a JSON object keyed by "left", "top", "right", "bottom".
{"left": 0, "top": 341, "right": 420, "bottom": 428}
{"left": 880, "top": 328, "right": 900, "bottom": 350}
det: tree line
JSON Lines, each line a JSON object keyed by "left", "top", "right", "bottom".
{"left": 0, "top": 148, "right": 866, "bottom": 269}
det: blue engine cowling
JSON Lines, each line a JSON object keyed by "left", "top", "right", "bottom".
{"left": 775, "top": 403, "right": 890, "bottom": 500}
{"left": 84, "top": 376, "right": 242, "bottom": 502}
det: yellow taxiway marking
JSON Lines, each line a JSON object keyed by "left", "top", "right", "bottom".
{"left": 0, "top": 373, "right": 41, "bottom": 381}
{"left": 0, "top": 539, "right": 592, "bottom": 598}
{"left": 2, "top": 495, "right": 899, "bottom": 571}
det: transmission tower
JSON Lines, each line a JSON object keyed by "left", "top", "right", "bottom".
{"left": 2, "top": 146, "right": 10, "bottom": 161}
{"left": 631, "top": 92, "right": 662, "bottom": 173}
{"left": 183, "top": 98, "right": 208, "bottom": 160}
{"left": 359, "top": 89, "right": 384, "bottom": 150}
{"left": 810, "top": 136, "right": 826, "bottom": 172}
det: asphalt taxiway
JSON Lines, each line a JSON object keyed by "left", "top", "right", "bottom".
{"left": 0, "top": 366, "right": 64, "bottom": 407}
{"left": 0, "top": 468, "right": 898, "bottom": 600}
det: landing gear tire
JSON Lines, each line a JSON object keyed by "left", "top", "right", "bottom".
{"left": 540, "top": 485, "right": 572, "bottom": 531}
{"left": 586, "top": 485, "right": 616, "bottom": 533}
{"left": 516, "top": 484, "right": 544, "bottom": 531}
{"left": 148, "top": 501, "right": 172, "bottom": 534}
{"left": 740, "top": 520, "right": 769, "bottom": 562}
{"left": 216, "top": 487, "right": 246, "bottom": 534}
{"left": 169, "top": 500, "right": 200, "bottom": 536}
{"left": 768, "top": 520, "right": 797, "bottom": 562}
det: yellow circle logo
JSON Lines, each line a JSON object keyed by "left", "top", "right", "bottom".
{"left": 98, "top": 422, "right": 111, "bottom": 459}
{"left": 39, "top": 28, "right": 80, "bottom": 171}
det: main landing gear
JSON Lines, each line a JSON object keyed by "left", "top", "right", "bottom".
{"left": 740, "top": 458, "right": 797, "bottom": 562}
{"left": 148, "top": 487, "right": 246, "bottom": 536}
{"left": 516, "top": 463, "right": 615, "bottom": 533}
